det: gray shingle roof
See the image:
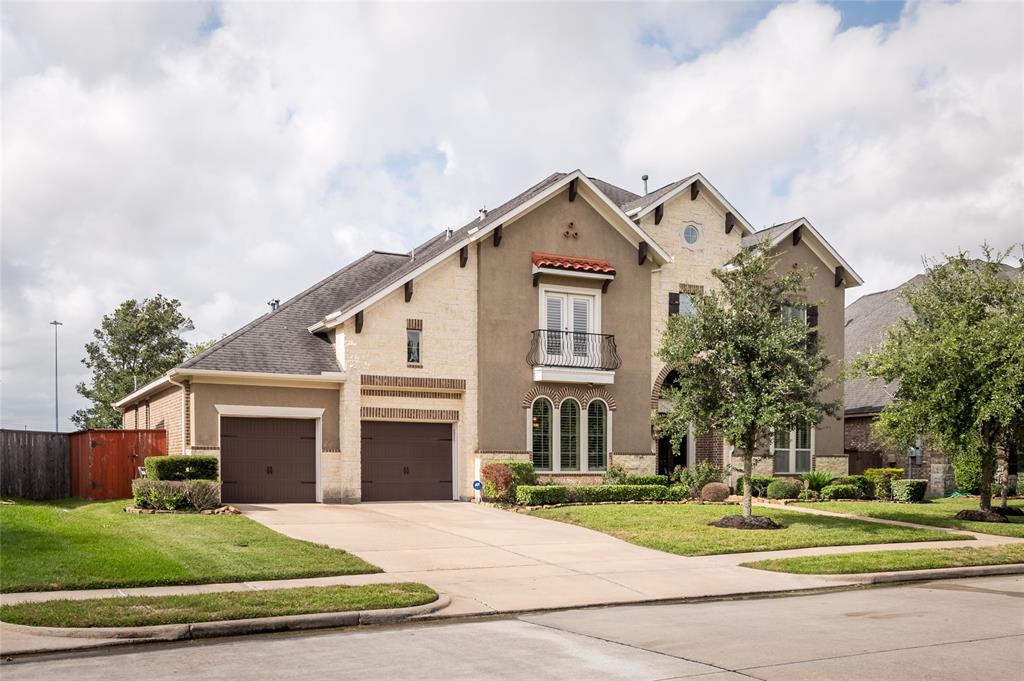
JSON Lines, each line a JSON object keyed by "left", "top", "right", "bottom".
{"left": 588, "top": 177, "right": 640, "bottom": 208}
{"left": 621, "top": 174, "right": 699, "bottom": 214}
{"left": 741, "top": 219, "right": 803, "bottom": 249}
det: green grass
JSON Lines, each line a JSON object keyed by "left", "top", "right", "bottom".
{"left": 0, "top": 583, "right": 437, "bottom": 628}
{"left": 793, "top": 498, "right": 1024, "bottom": 538}
{"left": 0, "top": 499, "right": 379, "bottom": 593}
{"left": 742, "top": 543, "right": 1024, "bottom": 574}
{"left": 528, "top": 503, "right": 965, "bottom": 556}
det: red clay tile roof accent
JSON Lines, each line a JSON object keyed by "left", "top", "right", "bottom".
{"left": 532, "top": 252, "right": 616, "bottom": 275}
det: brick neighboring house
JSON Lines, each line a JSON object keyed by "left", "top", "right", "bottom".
{"left": 843, "top": 266, "right": 1020, "bottom": 496}
{"left": 115, "top": 170, "right": 862, "bottom": 503}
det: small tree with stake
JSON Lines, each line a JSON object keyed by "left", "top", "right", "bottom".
{"left": 858, "top": 246, "right": 1023, "bottom": 518}
{"left": 656, "top": 244, "right": 839, "bottom": 527}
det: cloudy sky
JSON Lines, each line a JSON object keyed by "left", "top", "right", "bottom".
{"left": 2, "top": 1, "right": 1021, "bottom": 431}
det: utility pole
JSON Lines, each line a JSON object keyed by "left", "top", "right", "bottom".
{"left": 49, "top": 320, "right": 63, "bottom": 431}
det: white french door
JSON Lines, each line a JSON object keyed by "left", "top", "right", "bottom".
{"left": 543, "top": 291, "right": 595, "bottom": 366}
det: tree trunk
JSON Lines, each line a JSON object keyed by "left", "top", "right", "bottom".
{"left": 742, "top": 434, "right": 755, "bottom": 519}
{"left": 979, "top": 427, "right": 995, "bottom": 512}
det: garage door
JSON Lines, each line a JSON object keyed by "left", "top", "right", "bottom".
{"left": 221, "top": 417, "right": 316, "bottom": 503}
{"left": 361, "top": 421, "right": 453, "bottom": 501}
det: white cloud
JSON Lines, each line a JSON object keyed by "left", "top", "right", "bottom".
{"left": 1, "top": 1, "right": 1020, "bottom": 429}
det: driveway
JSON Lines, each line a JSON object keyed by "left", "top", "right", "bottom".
{"left": 238, "top": 501, "right": 846, "bottom": 615}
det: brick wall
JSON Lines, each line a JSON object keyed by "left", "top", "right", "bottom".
{"left": 695, "top": 431, "right": 724, "bottom": 467}
{"left": 147, "top": 386, "right": 184, "bottom": 455}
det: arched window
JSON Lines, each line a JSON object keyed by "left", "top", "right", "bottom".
{"left": 531, "top": 397, "right": 552, "bottom": 470}
{"left": 560, "top": 399, "right": 580, "bottom": 471}
{"left": 587, "top": 401, "right": 607, "bottom": 471}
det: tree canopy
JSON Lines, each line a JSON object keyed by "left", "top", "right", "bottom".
{"left": 859, "top": 247, "right": 1023, "bottom": 511}
{"left": 73, "top": 295, "right": 192, "bottom": 429}
{"left": 656, "top": 245, "right": 839, "bottom": 518}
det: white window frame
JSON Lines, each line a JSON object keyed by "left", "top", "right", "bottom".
{"left": 772, "top": 422, "right": 814, "bottom": 474}
{"left": 681, "top": 223, "right": 702, "bottom": 249}
{"left": 538, "top": 284, "right": 602, "bottom": 335}
{"left": 406, "top": 328, "right": 422, "bottom": 364}
{"left": 527, "top": 396, "right": 612, "bottom": 474}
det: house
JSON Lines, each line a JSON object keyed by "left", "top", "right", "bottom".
{"left": 843, "top": 265, "right": 1020, "bottom": 496}
{"left": 114, "top": 170, "right": 861, "bottom": 503}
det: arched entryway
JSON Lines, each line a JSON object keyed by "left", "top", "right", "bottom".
{"left": 654, "top": 369, "right": 692, "bottom": 477}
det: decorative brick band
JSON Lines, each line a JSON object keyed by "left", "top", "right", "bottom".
{"left": 190, "top": 446, "right": 220, "bottom": 451}
{"left": 361, "top": 375, "right": 465, "bottom": 391}
{"left": 360, "top": 407, "right": 459, "bottom": 422}
{"left": 361, "top": 389, "right": 458, "bottom": 400}
{"left": 679, "top": 283, "right": 705, "bottom": 295}
{"left": 651, "top": 364, "right": 680, "bottom": 409}
{"left": 610, "top": 451, "right": 656, "bottom": 457}
{"left": 407, "top": 319, "right": 423, "bottom": 330}
{"left": 521, "top": 385, "right": 617, "bottom": 410}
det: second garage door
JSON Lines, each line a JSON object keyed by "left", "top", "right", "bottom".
{"left": 221, "top": 417, "right": 316, "bottom": 503}
{"left": 361, "top": 421, "right": 453, "bottom": 501}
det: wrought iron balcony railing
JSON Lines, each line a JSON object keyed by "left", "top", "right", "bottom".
{"left": 526, "top": 329, "right": 621, "bottom": 371}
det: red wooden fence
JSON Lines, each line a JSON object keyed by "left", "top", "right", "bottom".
{"left": 69, "top": 430, "right": 167, "bottom": 500}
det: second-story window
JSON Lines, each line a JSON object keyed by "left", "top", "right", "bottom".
{"left": 406, "top": 329, "right": 421, "bottom": 364}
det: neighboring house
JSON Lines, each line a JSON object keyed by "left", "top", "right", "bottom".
{"left": 843, "top": 265, "right": 1020, "bottom": 496}
{"left": 115, "top": 170, "right": 861, "bottom": 503}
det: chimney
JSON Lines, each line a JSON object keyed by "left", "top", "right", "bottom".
{"left": 267, "top": 298, "right": 280, "bottom": 312}
{"left": 642, "top": 174, "right": 649, "bottom": 195}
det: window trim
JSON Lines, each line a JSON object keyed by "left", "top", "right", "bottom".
{"left": 681, "top": 223, "right": 702, "bottom": 249}
{"left": 538, "top": 283, "right": 602, "bottom": 334}
{"left": 772, "top": 421, "right": 814, "bottom": 474}
{"left": 529, "top": 396, "right": 554, "bottom": 471}
{"left": 527, "top": 396, "right": 611, "bottom": 473}
{"left": 406, "top": 328, "right": 422, "bottom": 365}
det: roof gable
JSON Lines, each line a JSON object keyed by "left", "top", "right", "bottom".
{"left": 624, "top": 173, "right": 755, "bottom": 237}
{"left": 743, "top": 218, "right": 864, "bottom": 288}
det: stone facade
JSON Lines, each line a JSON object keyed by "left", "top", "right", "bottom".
{"left": 609, "top": 452, "right": 657, "bottom": 475}
{"left": 813, "top": 455, "right": 849, "bottom": 476}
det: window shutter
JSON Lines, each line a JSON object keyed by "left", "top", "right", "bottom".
{"left": 546, "top": 296, "right": 562, "bottom": 331}
{"left": 807, "top": 305, "right": 819, "bottom": 328}
{"left": 572, "top": 298, "right": 589, "bottom": 334}
{"left": 806, "top": 330, "right": 819, "bottom": 352}
{"left": 668, "top": 292, "right": 680, "bottom": 316}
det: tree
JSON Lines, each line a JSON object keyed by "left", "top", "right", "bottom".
{"left": 188, "top": 335, "right": 224, "bottom": 358}
{"left": 859, "top": 247, "right": 1023, "bottom": 513}
{"left": 656, "top": 245, "right": 839, "bottom": 521}
{"left": 73, "top": 296, "right": 192, "bottom": 429}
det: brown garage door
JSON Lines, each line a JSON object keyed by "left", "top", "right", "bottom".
{"left": 221, "top": 417, "right": 316, "bottom": 503}
{"left": 361, "top": 421, "right": 453, "bottom": 501}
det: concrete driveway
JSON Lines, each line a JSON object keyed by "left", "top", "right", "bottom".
{"left": 238, "top": 501, "right": 842, "bottom": 615}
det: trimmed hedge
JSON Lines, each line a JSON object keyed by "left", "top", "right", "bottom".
{"left": 767, "top": 478, "right": 803, "bottom": 500}
{"left": 864, "top": 468, "right": 904, "bottom": 501}
{"left": 820, "top": 483, "right": 860, "bottom": 500}
{"left": 735, "top": 476, "right": 774, "bottom": 498}
{"left": 622, "top": 474, "right": 670, "bottom": 486}
{"left": 891, "top": 479, "right": 928, "bottom": 503}
{"left": 833, "top": 475, "right": 874, "bottom": 499}
{"left": 952, "top": 452, "right": 982, "bottom": 494}
{"left": 567, "top": 484, "right": 669, "bottom": 503}
{"left": 515, "top": 485, "right": 568, "bottom": 506}
{"left": 1018, "top": 476, "right": 1024, "bottom": 497}
{"left": 131, "top": 479, "right": 220, "bottom": 511}
{"left": 145, "top": 455, "right": 219, "bottom": 481}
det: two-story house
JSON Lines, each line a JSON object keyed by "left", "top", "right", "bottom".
{"left": 115, "top": 170, "right": 862, "bottom": 503}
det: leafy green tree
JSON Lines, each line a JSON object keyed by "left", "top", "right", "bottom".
{"left": 656, "top": 245, "right": 839, "bottom": 520}
{"left": 73, "top": 296, "right": 192, "bottom": 429}
{"left": 859, "top": 247, "right": 1023, "bottom": 512}
{"left": 188, "top": 335, "right": 224, "bottom": 358}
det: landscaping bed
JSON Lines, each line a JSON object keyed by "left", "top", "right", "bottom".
{"left": 742, "top": 543, "right": 1024, "bottom": 574}
{"left": 0, "top": 499, "right": 379, "bottom": 593}
{"left": 528, "top": 503, "right": 964, "bottom": 556}
{"left": 793, "top": 498, "right": 1024, "bottom": 538}
{"left": 0, "top": 583, "right": 436, "bottom": 628}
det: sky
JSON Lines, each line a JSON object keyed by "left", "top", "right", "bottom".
{"left": 1, "top": 1, "right": 1021, "bottom": 431}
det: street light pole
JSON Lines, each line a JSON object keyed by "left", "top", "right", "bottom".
{"left": 49, "top": 320, "right": 63, "bottom": 431}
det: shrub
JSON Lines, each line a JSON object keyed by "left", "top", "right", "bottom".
{"left": 797, "top": 489, "right": 819, "bottom": 501}
{"left": 515, "top": 485, "right": 568, "bottom": 506}
{"left": 565, "top": 484, "right": 669, "bottom": 503}
{"left": 145, "top": 455, "right": 219, "bottom": 481}
{"left": 767, "top": 478, "right": 803, "bottom": 500}
{"left": 1018, "top": 475, "right": 1024, "bottom": 497}
{"left": 700, "top": 482, "right": 730, "bottom": 502}
{"left": 621, "top": 474, "right": 670, "bottom": 486}
{"left": 952, "top": 452, "right": 982, "bottom": 494}
{"left": 891, "top": 479, "right": 928, "bottom": 503}
{"left": 820, "top": 483, "right": 860, "bottom": 501}
{"left": 799, "top": 471, "right": 834, "bottom": 493}
{"left": 504, "top": 461, "right": 538, "bottom": 486}
{"left": 735, "top": 476, "right": 774, "bottom": 497}
{"left": 666, "top": 485, "right": 690, "bottom": 501}
{"left": 132, "top": 479, "right": 188, "bottom": 510}
{"left": 602, "top": 464, "right": 629, "bottom": 484}
{"left": 833, "top": 475, "right": 874, "bottom": 499}
{"left": 182, "top": 480, "right": 221, "bottom": 510}
{"left": 864, "top": 468, "right": 904, "bottom": 501}
{"left": 481, "top": 463, "right": 515, "bottom": 502}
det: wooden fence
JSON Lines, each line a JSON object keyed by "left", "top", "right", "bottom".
{"left": 0, "top": 429, "right": 71, "bottom": 500}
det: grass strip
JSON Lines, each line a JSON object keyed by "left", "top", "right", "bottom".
{"left": 741, "top": 543, "right": 1024, "bottom": 574}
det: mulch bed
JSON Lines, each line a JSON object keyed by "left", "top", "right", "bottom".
{"left": 709, "top": 515, "right": 784, "bottom": 530}
{"left": 993, "top": 506, "right": 1024, "bottom": 517}
{"left": 124, "top": 505, "right": 240, "bottom": 515}
{"left": 954, "top": 509, "right": 1008, "bottom": 523}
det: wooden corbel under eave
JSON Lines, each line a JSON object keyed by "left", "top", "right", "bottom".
{"left": 355, "top": 311, "right": 364, "bottom": 334}
{"left": 404, "top": 279, "right": 414, "bottom": 303}
{"left": 638, "top": 241, "right": 648, "bottom": 266}
{"left": 835, "top": 266, "right": 846, "bottom": 288}
{"left": 493, "top": 224, "right": 503, "bottom": 247}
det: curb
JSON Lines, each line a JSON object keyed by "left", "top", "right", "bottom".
{"left": 2, "top": 594, "right": 450, "bottom": 642}
{"left": 831, "top": 562, "right": 1024, "bottom": 585}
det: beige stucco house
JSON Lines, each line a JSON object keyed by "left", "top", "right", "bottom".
{"left": 115, "top": 170, "right": 862, "bottom": 503}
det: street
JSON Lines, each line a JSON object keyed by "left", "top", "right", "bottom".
{"left": 4, "top": 575, "right": 1022, "bottom": 681}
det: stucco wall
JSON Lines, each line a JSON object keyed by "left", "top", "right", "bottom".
{"left": 477, "top": 186, "right": 654, "bottom": 458}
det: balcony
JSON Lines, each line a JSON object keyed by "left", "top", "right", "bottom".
{"left": 526, "top": 329, "right": 620, "bottom": 384}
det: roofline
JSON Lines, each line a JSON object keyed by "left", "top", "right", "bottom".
{"left": 113, "top": 368, "right": 346, "bottom": 410}
{"left": 844, "top": 406, "right": 884, "bottom": 416}
{"left": 631, "top": 173, "right": 755, "bottom": 237}
{"left": 310, "top": 170, "right": 673, "bottom": 332}
{"left": 762, "top": 218, "right": 866, "bottom": 287}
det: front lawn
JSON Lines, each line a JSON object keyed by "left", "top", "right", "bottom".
{"left": 528, "top": 504, "right": 964, "bottom": 556}
{"left": 794, "top": 498, "right": 1024, "bottom": 538}
{"left": 0, "top": 583, "right": 436, "bottom": 628}
{"left": 0, "top": 499, "right": 379, "bottom": 593}
{"left": 742, "top": 543, "right": 1024, "bottom": 574}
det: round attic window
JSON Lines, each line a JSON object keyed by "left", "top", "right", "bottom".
{"left": 683, "top": 225, "right": 700, "bottom": 245}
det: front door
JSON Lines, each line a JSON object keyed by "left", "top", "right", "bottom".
{"left": 657, "top": 434, "right": 688, "bottom": 477}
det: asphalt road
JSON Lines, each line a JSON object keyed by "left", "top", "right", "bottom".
{"left": 4, "top": 575, "right": 1022, "bottom": 681}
